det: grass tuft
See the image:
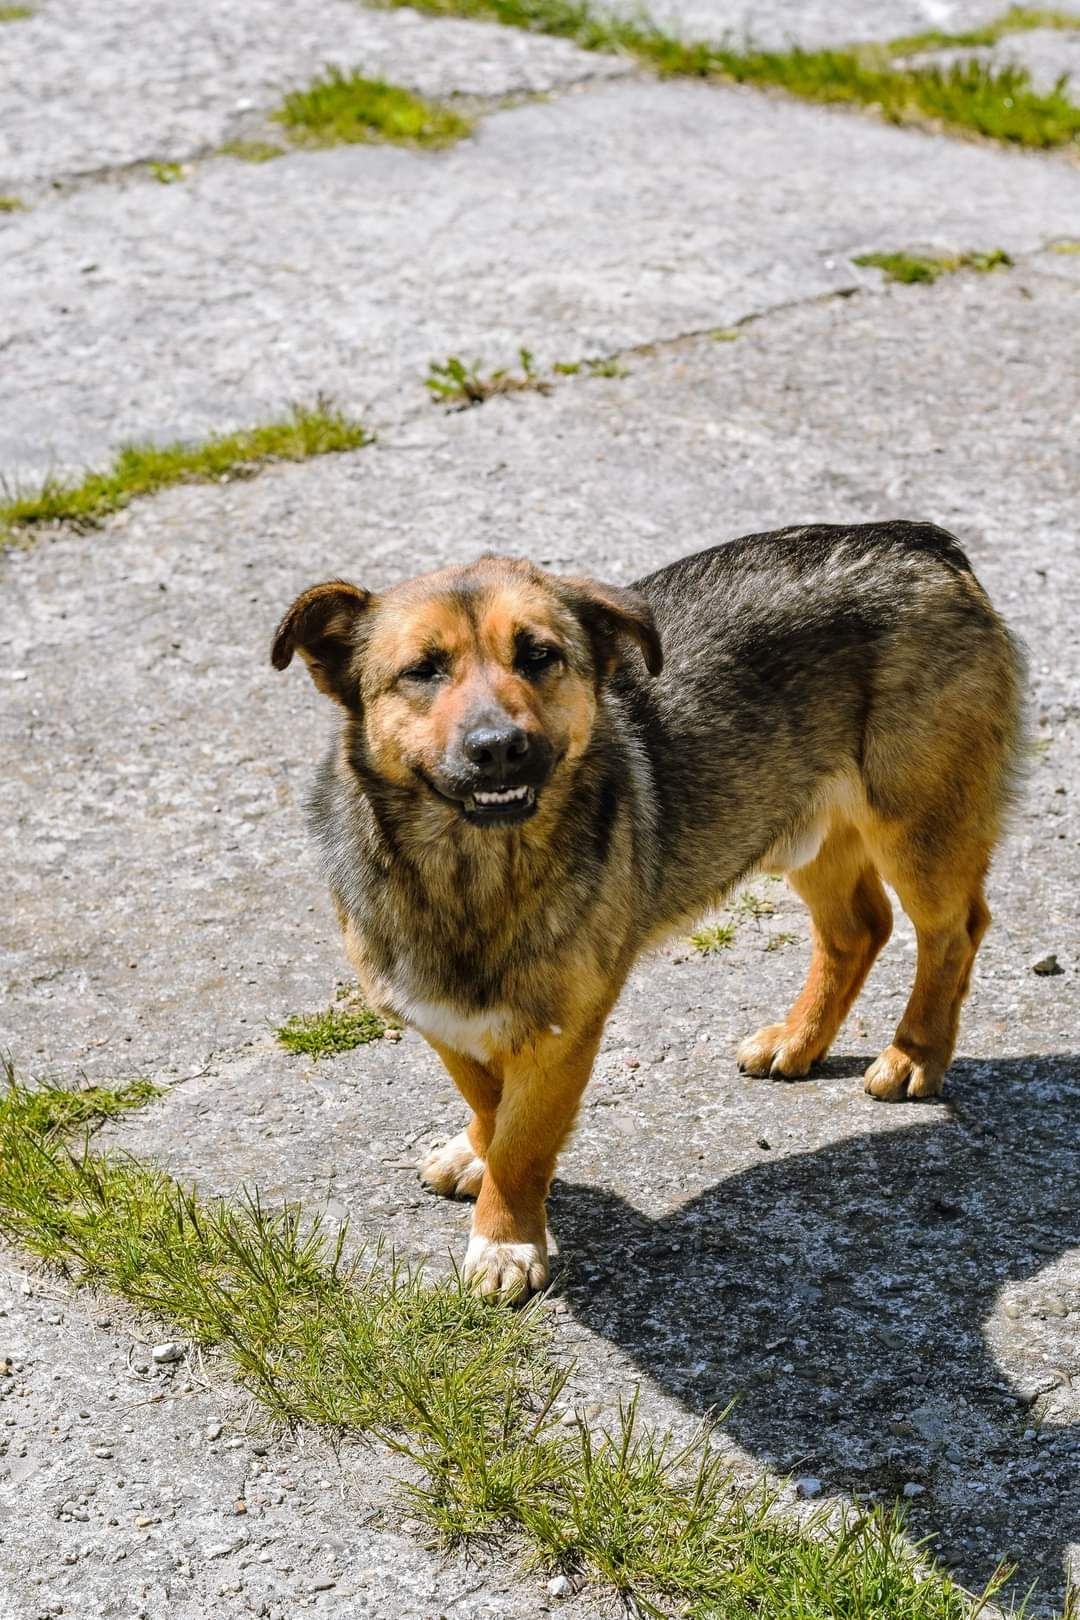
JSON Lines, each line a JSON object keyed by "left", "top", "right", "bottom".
{"left": 426, "top": 347, "right": 552, "bottom": 408}
{"left": 368, "top": 0, "right": 1080, "bottom": 148}
{"left": 854, "top": 248, "right": 1013, "bottom": 283}
{"left": 276, "top": 1000, "right": 388, "bottom": 1058}
{"left": 2, "top": 1067, "right": 161, "bottom": 1142}
{"left": 689, "top": 921, "right": 737, "bottom": 954}
{"left": 0, "top": 1063, "right": 1025, "bottom": 1617}
{"left": 273, "top": 68, "right": 472, "bottom": 150}
{"left": 0, "top": 401, "right": 371, "bottom": 543}
{"left": 0, "top": 194, "right": 25, "bottom": 213}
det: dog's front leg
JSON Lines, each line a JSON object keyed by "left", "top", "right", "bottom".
{"left": 419, "top": 1043, "right": 501, "bottom": 1201}
{"left": 464, "top": 1022, "right": 604, "bottom": 1302}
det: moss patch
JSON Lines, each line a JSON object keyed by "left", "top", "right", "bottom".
{"left": 854, "top": 248, "right": 1013, "bottom": 283}
{"left": 1, "top": 401, "right": 372, "bottom": 544}
{"left": 369, "top": 0, "right": 1080, "bottom": 149}
{"left": 218, "top": 138, "right": 288, "bottom": 164}
{"left": 0, "top": 5, "right": 33, "bottom": 18}
{"left": 273, "top": 68, "right": 472, "bottom": 150}
{"left": 0, "top": 195, "right": 25, "bottom": 213}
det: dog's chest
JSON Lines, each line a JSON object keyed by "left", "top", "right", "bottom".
{"left": 367, "top": 960, "right": 515, "bottom": 1062}
{"left": 398, "top": 996, "right": 515, "bottom": 1062}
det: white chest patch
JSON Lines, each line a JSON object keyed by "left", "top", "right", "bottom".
{"left": 397, "top": 992, "right": 514, "bottom": 1062}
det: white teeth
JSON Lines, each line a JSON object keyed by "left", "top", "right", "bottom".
{"left": 473, "top": 786, "right": 529, "bottom": 805}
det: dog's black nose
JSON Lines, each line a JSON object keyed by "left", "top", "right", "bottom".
{"left": 463, "top": 725, "right": 531, "bottom": 775}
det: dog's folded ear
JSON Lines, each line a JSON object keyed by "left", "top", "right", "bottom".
{"left": 562, "top": 577, "right": 663, "bottom": 679}
{"left": 271, "top": 580, "right": 371, "bottom": 708}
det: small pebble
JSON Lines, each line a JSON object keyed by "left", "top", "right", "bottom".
{"left": 93, "top": 1446, "right": 113, "bottom": 1460}
{"left": 1030, "top": 952, "right": 1063, "bottom": 976}
{"left": 547, "top": 1575, "right": 574, "bottom": 1598}
{"left": 205, "top": 1423, "right": 223, "bottom": 1441}
{"left": 902, "top": 1482, "right": 926, "bottom": 1498}
{"left": 151, "top": 1341, "right": 186, "bottom": 1364}
{"left": 309, "top": 1576, "right": 337, "bottom": 1592}
{"left": 795, "top": 1476, "right": 823, "bottom": 1499}
{"left": 757, "top": 1137, "right": 772, "bottom": 1151}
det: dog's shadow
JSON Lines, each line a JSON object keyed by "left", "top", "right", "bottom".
{"left": 549, "top": 1055, "right": 1080, "bottom": 1609}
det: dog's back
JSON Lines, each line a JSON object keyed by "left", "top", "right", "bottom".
{"left": 621, "top": 520, "right": 1026, "bottom": 934}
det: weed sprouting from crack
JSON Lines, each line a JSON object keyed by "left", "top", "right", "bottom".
{"left": 688, "top": 921, "right": 737, "bottom": 954}
{"left": 0, "top": 1061, "right": 1023, "bottom": 1619}
{"left": 853, "top": 248, "right": 1014, "bottom": 283}
{"left": 426, "top": 348, "right": 552, "bottom": 408}
{"left": 0, "top": 400, "right": 372, "bottom": 545}
{"left": 148, "top": 161, "right": 185, "bottom": 184}
{"left": 553, "top": 356, "right": 628, "bottom": 377}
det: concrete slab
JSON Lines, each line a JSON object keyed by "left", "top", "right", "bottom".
{"left": 3, "top": 263, "right": 1077, "bottom": 1081}
{"left": 2, "top": 261, "right": 1077, "bottom": 1608}
{"left": 0, "top": 0, "right": 628, "bottom": 193}
{"left": 3, "top": 77, "right": 1079, "bottom": 482}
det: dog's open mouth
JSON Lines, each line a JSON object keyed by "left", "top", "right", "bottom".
{"left": 463, "top": 784, "right": 537, "bottom": 824}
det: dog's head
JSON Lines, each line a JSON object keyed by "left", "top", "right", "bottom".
{"left": 272, "top": 555, "right": 662, "bottom": 827}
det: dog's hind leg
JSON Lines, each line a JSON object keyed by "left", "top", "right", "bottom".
{"left": 861, "top": 828, "right": 992, "bottom": 1101}
{"left": 738, "top": 821, "right": 892, "bottom": 1079}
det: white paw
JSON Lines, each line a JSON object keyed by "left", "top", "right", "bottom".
{"left": 418, "top": 1131, "right": 485, "bottom": 1199}
{"left": 737, "top": 1023, "right": 815, "bottom": 1078}
{"left": 463, "top": 1233, "right": 549, "bottom": 1302}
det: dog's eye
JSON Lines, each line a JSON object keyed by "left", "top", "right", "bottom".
{"left": 519, "top": 643, "right": 562, "bottom": 676}
{"left": 401, "top": 659, "right": 442, "bottom": 683}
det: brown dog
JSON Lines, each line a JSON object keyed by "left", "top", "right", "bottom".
{"left": 272, "top": 522, "right": 1025, "bottom": 1301}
